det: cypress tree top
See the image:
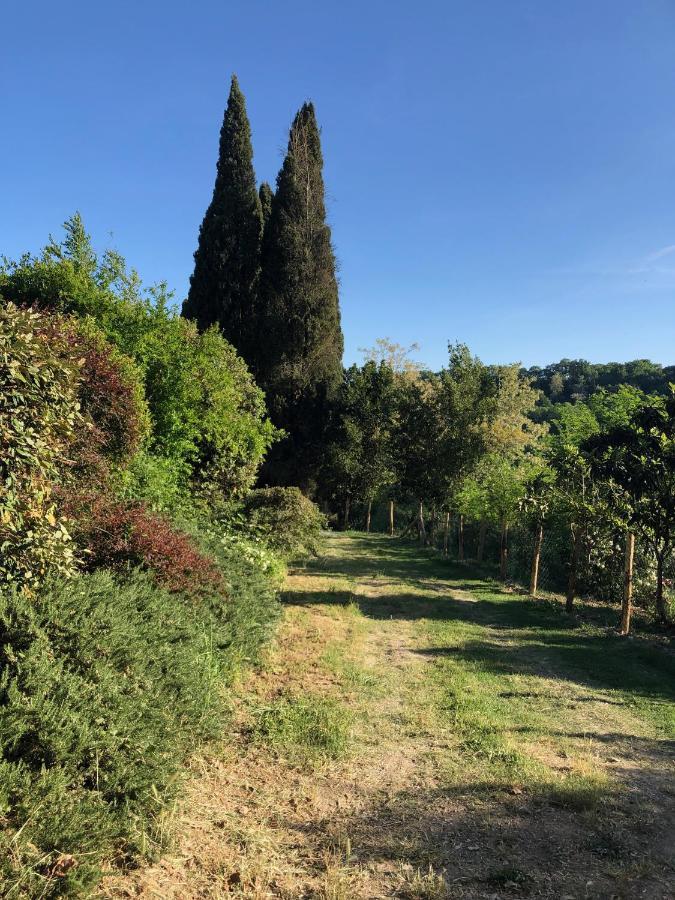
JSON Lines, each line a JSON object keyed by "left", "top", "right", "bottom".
{"left": 259, "top": 102, "right": 343, "bottom": 396}
{"left": 258, "top": 182, "right": 273, "bottom": 230}
{"left": 182, "top": 75, "right": 262, "bottom": 362}
{"left": 258, "top": 102, "right": 344, "bottom": 489}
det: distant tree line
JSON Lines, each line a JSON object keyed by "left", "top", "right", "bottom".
{"left": 524, "top": 358, "right": 675, "bottom": 413}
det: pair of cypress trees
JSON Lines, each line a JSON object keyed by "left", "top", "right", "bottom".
{"left": 182, "top": 76, "right": 343, "bottom": 491}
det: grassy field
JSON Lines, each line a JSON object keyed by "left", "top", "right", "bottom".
{"left": 102, "top": 531, "right": 675, "bottom": 899}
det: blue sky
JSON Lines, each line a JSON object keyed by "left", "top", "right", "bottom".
{"left": 2, "top": 1, "right": 675, "bottom": 369}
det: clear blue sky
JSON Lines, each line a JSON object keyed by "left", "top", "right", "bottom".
{"left": 2, "top": 1, "right": 675, "bottom": 369}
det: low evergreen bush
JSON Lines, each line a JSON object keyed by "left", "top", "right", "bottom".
{"left": 0, "top": 546, "right": 279, "bottom": 896}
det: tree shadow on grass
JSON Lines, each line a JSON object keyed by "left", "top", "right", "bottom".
{"left": 276, "top": 762, "right": 674, "bottom": 899}
{"left": 414, "top": 629, "right": 675, "bottom": 704}
{"left": 283, "top": 581, "right": 675, "bottom": 704}
{"left": 290, "top": 534, "right": 675, "bottom": 707}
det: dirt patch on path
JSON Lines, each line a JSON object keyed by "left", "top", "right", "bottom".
{"left": 99, "top": 540, "right": 444, "bottom": 899}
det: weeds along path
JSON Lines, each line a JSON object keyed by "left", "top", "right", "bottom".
{"left": 101, "top": 532, "right": 675, "bottom": 899}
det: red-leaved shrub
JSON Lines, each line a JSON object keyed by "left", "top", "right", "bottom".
{"left": 66, "top": 493, "right": 224, "bottom": 598}
{"left": 38, "top": 318, "right": 149, "bottom": 481}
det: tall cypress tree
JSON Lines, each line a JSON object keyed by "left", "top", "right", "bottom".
{"left": 258, "top": 181, "right": 273, "bottom": 231}
{"left": 258, "top": 102, "right": 344, "bottom": 490}
{"left": 182, "top": 75, "right": 262, "bottom": 363}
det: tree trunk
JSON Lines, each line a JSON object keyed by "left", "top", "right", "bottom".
{"left": 566, "top": 526, "right": 581, "bottom": 613}
{"left": 343, "top": 496, "right": 351, "bottom": 531}
{"left": 417, "top": 499, "right": 426, "bottom": 544}
{"left": 477, "top": 520, "right": 487, "bottom": 563}
{"left": 620, "top": 531, "right": 635, "bottom": 635}
{"left": 499, "top": 520, "right": 508, "bottom": 581}
{"left": 655, "top": 551, "right": 669, "bottom": 624}
{"left": 458, "top": 514, "right": 465, "bottom": 562}
{"left": 388, "top": 500, "right": 394, "bottom": 536}
{"left": 530, "top": 522, "right": 544, "bottom": 596}
{"left": 365, "top": 499, "right": 372, "bottom": 533}
{"left": 443, "top": 511, "right": 450, "bottom": 556}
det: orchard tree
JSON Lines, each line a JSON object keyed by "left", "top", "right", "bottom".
{"left": 585, "top": 392, "right": 675, "bottom": 623}
{"left": 326, "top": 361, "right": 399, "bottom": 529}
{"left": 547, "top": 390, "right": 649, "bottom": 613}
{"left": 395, "top": 344, "right": 496, "bottom": 542}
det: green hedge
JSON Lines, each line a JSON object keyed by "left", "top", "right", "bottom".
{"left": 0, "top": 546, "right": 279, "bottom": 897}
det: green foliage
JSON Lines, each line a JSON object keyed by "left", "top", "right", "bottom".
{"left": 258, "top": 181, "right": 273, "bottom": 229}
{"left": 259, "top": 102, "right": 344, "bottom": 489}
{"left": 0, "top": 303, "right": 81, "bottom": 587}
{"left": 585, "top": 391, "right": 675, "bottom": 621}
{"left": 525, "top": 357, "right": 674, "bottom": 408}
{"left": 182, "top": 75, "right": 263, "bottom": 365}
{"left": 1, "top": 217, "right": 278, "bottom": 502}
{"left": 0, "top": 213, "right": 141, "bottom": 320}
{"left": 457, "top": 453, "right": 538, "bottom": 528}
{"left": 396, "top": 344, "right": 498, "bottom": 507}
{"left": 0, "top": 544, "right": 279, "bottom": 897}
{"left": 325, "top": 361, "right": 399, "bottom": 508}
{"left": 0, "top": 571, "right": 225, "bottom": 894}
{"left": 242, "top": 487, "right": 326, "bottom": 560}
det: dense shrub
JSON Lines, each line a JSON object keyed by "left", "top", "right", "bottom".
{"left": 0, "top": 552, "right": 279, "bottom": 896}
{"left": 64, "top": 494, "right": 224, "bottom": 598}
{"left": 1, "top": 217, "right": 279, "bottom": 501}
{"left": 69, "top": 323, "right": 149, "bottom": 474}
{"left": 0, "top": 219, "right": 285, "bottom": 897}
{"left": 242, "top": 487, "right": 326, "bottom": 559}
{"left": 0, "top": 303, "right": 81, "bottom": 587}
{"left": 0, "top": 300, "right": 153, "bottom": 588}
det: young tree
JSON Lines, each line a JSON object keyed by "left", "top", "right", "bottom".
{"left": 585, "top": 392, "right": 675, "bottom": 623}
{"left": 182, "top": 75, "right": 263, "bottom": 364}
{"left": 325, "top": 361, "right": 399, "bottom": 528}
{"left": 457, "top": 453, "right": 538, "bottom": 580}
{"left": 258, "top": 102, "right": 344, "bottom": 490}
{"left": 393, "top": 345, "right": 497, "bottom": 542}
{"left": 359, "top": 337, "right": 423, "bottom": 379}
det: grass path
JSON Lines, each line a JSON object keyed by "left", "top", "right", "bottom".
{"left": 102, "top": 533, "right": 675, "bottom": 899}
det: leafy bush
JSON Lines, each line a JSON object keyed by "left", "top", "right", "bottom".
{"left": 0, "top": 301, "right": 153, "bottom": 589}
{"left": 67, "top": 322, "right": 149, "bottom": 476}
{"left": 63, "top": 494, "right": 224, "bottom": 599}
{"left": 2, "top": 217, "right": 279, "bottom": 501}
{"left": 0, "top": 550, "right": 279, "bottom": 896}
{"left": 0, "top": 303, "right": 81, "bottom": 587}
{"left": 0, "top": 572, "right": 225, "bottom": 894}
{"left": 116, "top": 449, "right": 202, "bottom": 517}
{"left": 242, "top": 487, "right": 326, "bottom": 559}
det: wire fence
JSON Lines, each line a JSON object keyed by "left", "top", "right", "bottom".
{"left": 341, "top": 500, "right": 672, "bottom": 615}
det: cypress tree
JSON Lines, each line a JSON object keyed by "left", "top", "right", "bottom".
{"left": 258, "top": 102, "right": 344, "bottom": 490}
{"left": 258, "top": 182, "right": 273, "bottom": 231}
{"left": 182, "top": 75, "right": 262, "bottom": 363}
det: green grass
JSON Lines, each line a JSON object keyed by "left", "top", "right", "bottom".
{"left": 251, "top": 693, "right": 352, "bottom": 764}
{"left": 303, "top": 532, "right": 675, "bottom": 817}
